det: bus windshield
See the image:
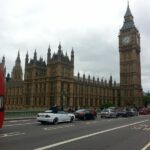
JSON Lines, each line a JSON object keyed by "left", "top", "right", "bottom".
{"left": 0, "top": 96, "right": 4, "bottom": 110}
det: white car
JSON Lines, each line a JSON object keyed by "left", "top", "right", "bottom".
{"left": 37, "top": 110, "right": 75, "bottom": 125}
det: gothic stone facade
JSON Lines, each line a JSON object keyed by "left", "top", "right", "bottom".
{"left": 5, "top": 5, "right": 143, "bottom": 110}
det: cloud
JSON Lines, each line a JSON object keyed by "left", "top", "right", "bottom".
{"left": 0, "top": 0, "right": 149, "bottom": 92}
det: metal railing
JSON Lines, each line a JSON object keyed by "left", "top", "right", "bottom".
{"left": 5, "top": 110, "right": 45, "bottom": 119}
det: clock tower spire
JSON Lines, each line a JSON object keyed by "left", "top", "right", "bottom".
{"left": 119, "top": 3, "right": 143, "bottom": 107}
{"left": 121, "top": 1, "right": 135, "bottom": 31}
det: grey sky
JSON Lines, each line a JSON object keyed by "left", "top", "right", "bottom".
{"left": 0, "top": 0, "right": 150, "bottom": 92}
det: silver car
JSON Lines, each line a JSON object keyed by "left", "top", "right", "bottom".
{"left": 100, "top": 108, "right": 118, "bottom": 118}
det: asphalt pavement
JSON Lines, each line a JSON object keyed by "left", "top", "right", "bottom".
{"left": 1, "top": 115, "right": 150, "bottom": 150}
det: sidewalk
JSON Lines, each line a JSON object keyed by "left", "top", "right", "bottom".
{"left": 5, "top": 116, "right": 36, "bottom": 121}
{"left": 5, "top": 110, "right": 44, "bottom": 121}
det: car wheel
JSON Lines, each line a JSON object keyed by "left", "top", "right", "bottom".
{"left": 83, "top": 115, "right": 87, "bottom": 120}
{"left": 92, "top": 116, "right": 96, "bottom": 120}
{"left": 53, "top": 118, "right": 58, "bottom": 125}
{"left": 41, "top": 121, "right": 46, "bottom": 125}
{"left": 70, "top": 116, "right": 74, "bottom": 123}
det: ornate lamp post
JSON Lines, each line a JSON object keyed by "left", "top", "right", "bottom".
{"left": 61, "top": 82, "right": 66, "bottom": 111}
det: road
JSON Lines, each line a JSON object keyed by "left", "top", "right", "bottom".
{"left": 1, "top": 115, "right": 150, "bottom": 150}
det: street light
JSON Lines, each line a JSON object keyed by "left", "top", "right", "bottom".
{"left": 61, "top": 82, "right": 66, "bottom": 111}
{"left": 62, "top": 90, "right": 67, "bottom": 111}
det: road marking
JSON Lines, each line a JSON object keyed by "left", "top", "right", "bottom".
{"left": 143, "top": 127, "right": 150, "bottom": 131}
{"left": 34, "top": 120, "right": 148, "bottom": 150}
{"left": 85, "top": 121, "right": 98, "bottom": 125}
{"left": 0, "top": 132, "right": 25, "bottom": 138}
{"left": 131, "top": 124, "right": 150, "bottom": 131}
{"left": 4, "top": 122, "right": 37, "bottom": 127}
{"left": 141, "top": 142, "right": 150, "bottom": 150}
{"left": 44, "top": 124, "right": 74, "bottom": 131}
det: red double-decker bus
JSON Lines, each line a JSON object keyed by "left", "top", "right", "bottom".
{"left": 0, "top": 63, "right": 5, "bottom": 128}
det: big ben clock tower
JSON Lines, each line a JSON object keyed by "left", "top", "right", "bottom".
{"left": 119, "top": 3, "right": 143, "bottom": 107}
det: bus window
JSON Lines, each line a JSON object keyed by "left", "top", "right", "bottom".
{"left": 0, "top": 96, "right": 4, "bottom": 109}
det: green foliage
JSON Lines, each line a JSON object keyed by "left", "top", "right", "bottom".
{"left": 100, "top": 102, "right": 113, "bottom": 110}
{"left": 143, "top": 95, "right": 150, "bottom": 106}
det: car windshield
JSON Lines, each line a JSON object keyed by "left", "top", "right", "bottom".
{"left": 57, "top": 111, "right": 66, "bottom": 114}
{"left": 102, "top": 109, "right": 109, "bottom": 112}
{"left": 76, "top": 109, "right": 86, "bottom": 112}
{"left": 0, "top": 96, "right": 4, "bottom": 109}
{"left": 45, "top": 110, "right": 53, "bottom": 113}
{"left": 129, "top": 108, "right": 136, "bottom": 111}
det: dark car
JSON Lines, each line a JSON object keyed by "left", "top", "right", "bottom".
{"left": 74, "top": 109, "right": 96, "bottom": 120}
{"left": 117, "top": 107, "right": 138, "bottom": 117}
{"left": 139, "top": 107, "right": 150, "bottom": 115}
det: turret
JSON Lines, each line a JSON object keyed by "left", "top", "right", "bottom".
{"left": 109, "top": 75, "right": 112, "bottom": 86}
{"left": 16, "top": 51, "right": 21, "bottom": 65}
{"left": 77, "top": 72, "right": 80, "bottom": 80}
{"left": 93, "top": 76, "right": 95, "bottom": 83}
{"left": 101, "top": 78, "right": 104, "bottom": 85}
{"left": 2, "top": 56, "right": 5, "bottom": 66}
{"left": 83, "top": 74, "right": 85, "bottom": 81}
{"left": 25, "top": 51, "right": 29, "bottom": 65}
{"left": 2, "top": 56, "right": 6, "bottom": 76}
{"left": 6, "top": 73, "right": 11, "bottom": 82}
{"left": 58, "top": 42, "right": 62, "bottom": 54}
{"left": 47, "top": 45, "right": 51, "bottom": 64}
{"left": 34, "top": 49, "right": 37, "bottom": 62}
{"left": 71, "top": 48, "right": 74, "bottom": 64}
{"left": 88, "top": 75, "right": 90, "bottom": 82}
{"left": 11, "top": 51, "right": 23, "bottom": 81}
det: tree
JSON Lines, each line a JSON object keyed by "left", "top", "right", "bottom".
{"left": 100, "top": 102, "right": 113, "bottom": 110}
{"left": 143, "top": 95, "right": 150, "bottom": 107}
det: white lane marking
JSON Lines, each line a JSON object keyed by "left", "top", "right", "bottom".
{"left": 0, "top": 132, "right": 25, "bottom": 138}
{"left": 44, "top": 125, "right": 74, "bottom": 131}
{"left": 131, "top": 124, "right": 150, "bottom": 131}
{"left": 143, "top": 127, "right": 150, "bottom": 131}
{"left": 5, "top": 122, "right": 37, "bottom": 127}
{"left": 141, "top": 142, "right": 150, "bottom": 150}
{"left": 34, "top": 120, "right": 148, "bottom": 150}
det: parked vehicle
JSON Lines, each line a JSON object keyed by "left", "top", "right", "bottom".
{"left": 139, "top": 107, "right": 149, "bottom": 115}
{"left": 37, "top": 110, "right": 75, "bottom": 125}
{"left": 91, "top": 108, "right": 97, "bottom": 118}
{"left": 128, "top": 108, "right": 138, "bottom": 116}
{"left": 108, "top": 107, "right": 118, "bottom": 111}
{"left": 117, "top": 107, "right": 138, "bottom": 117}
{"left": 100, "top": 108, "right": 118, "bottom": 118}
{"left": 74, "top": 109, "right": 96, "bottom": 120}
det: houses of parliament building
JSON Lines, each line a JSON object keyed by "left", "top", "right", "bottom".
{"left": 3, "top": 4, "right": 143, "bottom": 110}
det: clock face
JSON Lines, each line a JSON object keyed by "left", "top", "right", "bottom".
{"left": 122, "top": 36, "right": 131, "bottom": 45}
